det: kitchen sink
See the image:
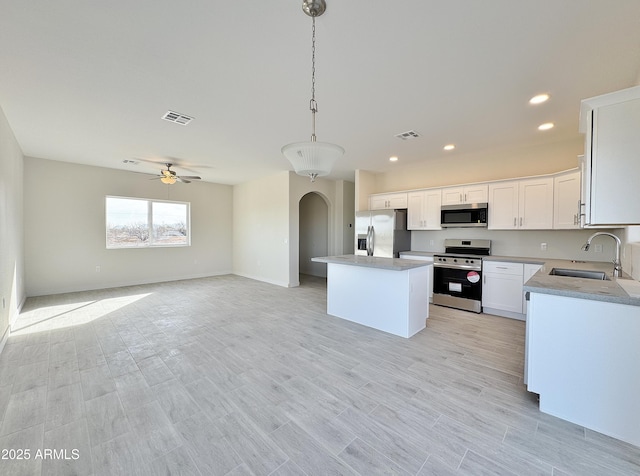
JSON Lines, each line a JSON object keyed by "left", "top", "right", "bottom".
{"left": 549, "top": 268, "right": 609, "bottom": 280}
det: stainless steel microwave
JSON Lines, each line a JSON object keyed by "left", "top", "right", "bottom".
{"left": 440, "top": 203, "right": 488, "bottom": 228}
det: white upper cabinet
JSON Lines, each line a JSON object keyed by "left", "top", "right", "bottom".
{"left": 553, "top": 170, "right": 581, "bottom": 229}
{"left": 488, "top": 181, "right": 519, "bottom": 229}
{"left": 520, "top": 177, "right": 554, "bottom": 229}
{"left": 369, "top": 192, "right": 408, "bottom": 210}
{"left": 441, "top": 185, "right": 488, "bottom": 205}
{"left": 580, "top": 86, "right": 640, "bottom": 225}
{"left": 407, "top": 190, "right": 442, "bottom": 230}
{"left": 488, "top": 178, "right": 553, "bottom": 230}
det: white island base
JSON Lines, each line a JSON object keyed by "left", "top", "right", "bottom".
{"left": 526, "top": 292, "right": 640, "bottom": 447}
{"left": 313, "top": 256, "right": 430, "bottom": 338}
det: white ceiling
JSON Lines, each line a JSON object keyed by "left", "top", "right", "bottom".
{"left": 1, "top": 1, "right": 640, "bottom": 185}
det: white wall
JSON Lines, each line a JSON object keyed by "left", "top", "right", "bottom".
{"left": 24, "top": 157, "right": 233, "bottom": 296}
{"left": 232, "top": 172, "right": 355, "bottom": 288}
{"left": 0, "top": 105, "right": 25, "bottom": 347}
{"left": 299, "top": 193, "right": 328, "bottom": 277}
{"left": 370, "top": 138, "right": 583, "bottom": 193}
{"left": 289, "top": 174, "right": 355, "bottom": 286}
{"left": 339, "top": 181, "right": 355, "bottom": 255}
{"left": 233, "top": 172, "right": 291, "bottom": 287}
{"left": 355, "top": 169, "right": 376, "bottom": 211}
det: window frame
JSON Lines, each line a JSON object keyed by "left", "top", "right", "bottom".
{"left": 105, "top": 195, "right": 191, "bottom": 249}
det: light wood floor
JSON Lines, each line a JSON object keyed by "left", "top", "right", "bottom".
{"left": 0, "top": 274, "right": 638, "bottom": 475}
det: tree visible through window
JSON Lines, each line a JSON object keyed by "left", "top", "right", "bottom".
{"left": 106, "top": 196, "right": 190, "bottom": 248}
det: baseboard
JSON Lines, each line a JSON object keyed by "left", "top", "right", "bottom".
{"left": 25, "top": 271, "right": 234, "bottom": 298}
{"left": 483, "top": 307, "right": 526, "bottom": 321}
{"left": 232, "top": 272, "right": 290, "bottom": 288}
{"left": 0, "top": 325, "right": 8, "bottom": 356}
{"left": 0, "top": 295, "right": 27, "bottom": 356}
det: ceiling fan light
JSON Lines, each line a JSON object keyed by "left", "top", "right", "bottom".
{"left": 160, "top": 176, "right": 177, "bottom": 184}
{"left": 282, "top": 141, "right": 344, "bottom": 181}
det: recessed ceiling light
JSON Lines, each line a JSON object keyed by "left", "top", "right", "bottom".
{"left": 389, "top": 156, "right": 398, "bottom": 162}
{"left": 538, "top": 122, "right": 554, "bottom": 131}
{"left": 443, "top": 144, "right": 455, "bottom": 151}
{"left": 530, "top": 93, "right": 550, "bottom": 105}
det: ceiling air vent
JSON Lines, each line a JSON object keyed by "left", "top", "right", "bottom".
{"left": 394, "top": 130, "right": 421, "bottom": 140}
{"left": 122, "top": 159, "right": 139, "bottom": 165}
{"left": 162, "top": 111, "right": 194, "bottom": 125}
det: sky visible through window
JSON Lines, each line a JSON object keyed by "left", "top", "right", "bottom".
{"left": 107, "top": 198, "right": 147, "bottom": 226}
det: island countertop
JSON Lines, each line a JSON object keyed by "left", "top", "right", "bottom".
{"left": 312, "top": 255, "right": 432, "bottom": 271}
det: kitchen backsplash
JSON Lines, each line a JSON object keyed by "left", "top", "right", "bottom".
{"left": 411, "top": 228, "right": 625, "bottom": 263}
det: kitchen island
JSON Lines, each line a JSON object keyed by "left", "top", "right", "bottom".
{"left": 523, "top": 262, "right": 640, "bottom": 447}
{"left": 311, "top": 255, "right": 431, "bottom": 338}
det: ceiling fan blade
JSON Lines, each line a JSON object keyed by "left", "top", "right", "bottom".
{"left": 176, "top": 177, "right": 191, "bottom": 183}
{"left": 178, "top": 176, "right": 201, "bottom": 180}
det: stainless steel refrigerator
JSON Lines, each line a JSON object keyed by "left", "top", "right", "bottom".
{"left": 355, "top": 209, "right": 411, "bottom": 258}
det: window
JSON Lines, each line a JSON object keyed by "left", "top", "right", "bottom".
{"left": 106, "top": 196, "right": 190, "bottom": 248}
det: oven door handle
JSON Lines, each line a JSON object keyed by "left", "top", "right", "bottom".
{"left": 433, "top": 262, "right": 482, "bottom": 271}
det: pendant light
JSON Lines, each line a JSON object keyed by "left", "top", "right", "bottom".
{"left": 282, "top": 0, "right": 344, "bottom": 182}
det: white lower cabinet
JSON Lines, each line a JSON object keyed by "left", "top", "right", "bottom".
{"left": 482, "top": 261, "right": 524, "bottom": 318}
{"left": 399, "top": 252, "right": 434, "bottom": 302}
{"left": 483, "top": 261, "right": 544, "bottom": 320}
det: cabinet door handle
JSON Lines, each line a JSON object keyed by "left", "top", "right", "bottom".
{"left": 464, "top": 193, "right": 467, "bottom": 202}
{"left": 577, "top": 200, "right": 584, "bottom": 226}
{"left": 483, "top": 275, "right": 486, "bottom": 285}
{"left": 460, "top": 193, "right": 463, "bottom": 203}
{"left": 520, "top": 217, "right": 523, "bottom": 227}
{"left": 513, "top": 217, "right": 517, "bottom": 227}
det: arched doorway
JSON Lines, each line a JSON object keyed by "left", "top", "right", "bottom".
{"left": 299, "top": 192, "right": 329, "bottom": 280}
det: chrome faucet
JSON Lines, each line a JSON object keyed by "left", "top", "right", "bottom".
{"left": 581, "top": 232, "right": 622, "bottom": 277}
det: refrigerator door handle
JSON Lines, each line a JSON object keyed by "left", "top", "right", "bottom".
{"left": 366, "top": 226, "right": 370, "bottom": 255}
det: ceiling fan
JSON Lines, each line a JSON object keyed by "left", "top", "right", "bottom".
{"left": 153, "top": 163, "right": 201, "bottom": 184}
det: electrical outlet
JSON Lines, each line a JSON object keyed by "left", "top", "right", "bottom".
{"left": 429, "top": 240, "right": 435, "bottom": 246}
{"left": 540, "top": 243, "right": 547, "bottom": 251}
{"left": 594, "top": 244, "right": 603, "bottom": 253}
{"left": 96, "top": 265, "right": 101, "bottom": 273}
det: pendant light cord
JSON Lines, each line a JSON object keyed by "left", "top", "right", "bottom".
{"left": 309, "top": 16, "right": 317, "bottom": 142}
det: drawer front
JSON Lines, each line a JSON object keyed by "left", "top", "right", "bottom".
{"left": 483, "top": 261, "right": 524, "bottom": 276}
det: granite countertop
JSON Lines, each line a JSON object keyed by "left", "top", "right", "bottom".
{"left": 519, "top": 258, "right": 640, "bottom": 306}
{"left": 484, "top": 255, "right": 546, "bottom": 265}
{"left": 312, "top": 255, "right": 432, "bottom": 271}
{"left": 406, "top": 251, "right": 640, "bottom": 306}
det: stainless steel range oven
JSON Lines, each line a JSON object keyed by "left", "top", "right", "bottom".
{"left": 433, "top": 239, "right": 491, "bottom": 313}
